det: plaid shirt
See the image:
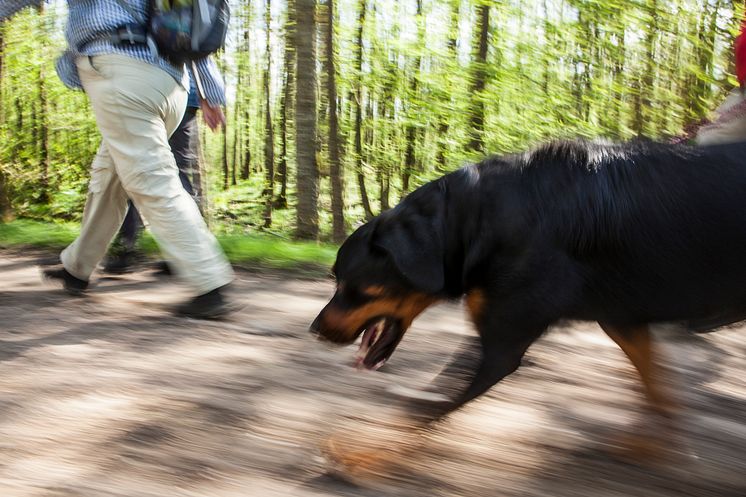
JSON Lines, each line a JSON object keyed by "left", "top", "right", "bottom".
{"left": 0, "top": 0, "right": 225, "bottom": 106}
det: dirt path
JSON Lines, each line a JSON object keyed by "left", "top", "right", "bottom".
{"left": 0, "top": 252, "right": 745, "bottom": 496}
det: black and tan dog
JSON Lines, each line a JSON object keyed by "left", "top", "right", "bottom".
{"left": 310, "top": 139, "right": 746, "bottom": 465}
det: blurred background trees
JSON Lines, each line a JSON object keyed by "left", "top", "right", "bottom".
{"left": 0, "top": 0, "right": 743, "bottom": 240}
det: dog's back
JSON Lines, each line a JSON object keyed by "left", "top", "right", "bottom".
{"left": 461, "top": 140, "right": 746, "bottom": 326}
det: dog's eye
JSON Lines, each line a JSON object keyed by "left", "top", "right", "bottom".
{"left": 338, "top": 285, "right": 373, "bottom": 304}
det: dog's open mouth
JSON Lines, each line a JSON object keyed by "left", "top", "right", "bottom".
{"left": 354, "top": 317, "right": 403, "bottom": 370}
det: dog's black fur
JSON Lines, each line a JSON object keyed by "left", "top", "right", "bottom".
{"left": 311, "top": 139, "right": 746, "bottom": 419}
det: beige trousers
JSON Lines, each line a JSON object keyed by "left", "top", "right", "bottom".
{"left": 696, "top": 89, "right": 746, "bottom": 145}
{"left": 61, "top": 54, "right": 233, "bottom": 295}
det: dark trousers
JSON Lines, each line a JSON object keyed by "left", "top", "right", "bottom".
{"left": 117, "top": 106, "right": 200, "bottom": 251}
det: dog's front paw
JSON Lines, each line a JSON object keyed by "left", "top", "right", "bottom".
{"left": 320, "top": 413, "right": 424, "bottom": 485}
{"left": 322, "top": 436, "right": 400, "bottom": 483}
{"left": 386, "top": 384, "right": 453, "bottom": 422}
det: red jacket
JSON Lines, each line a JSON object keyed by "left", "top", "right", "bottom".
{"left": 735, "top": 19, "right": 746, "bottom": 86}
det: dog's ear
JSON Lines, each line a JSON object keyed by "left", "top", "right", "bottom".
{"left": 372, "top": 185, "right": 446, "bottom": 294}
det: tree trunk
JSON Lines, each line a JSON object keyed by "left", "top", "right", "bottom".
{"left": 0, "top": 169, "right": 11, "bottom": 222}
{"left": 379, "top": 171, "right": 390, "bottom": 211}
{"left": 467, "top": 3, "right": 490, "bottom": 154}
{"left": 220, "top": 57, "right": 230, "bottom": 190}
{"left": 324, "top": 0, "right": 345, "bottom": 242}
{"left": 294, "top": 0, "right": 319, "bottom": 239}
{"left": 193, "top": 127, "right": 207, "bottom": 216}
{"left": 263, "top": 0, "right": 275, "bottom": 229}
{"left": 240, "top": 7, "right": 252, "bottom": 180}
{"left": 222, "top": 123, "right": 229, "bottom": 190}
{"left": 633, "top": 0, "right": 659, "bottom": 137}
{"left": 0, "top": 27, "right": 3, "bottom": 82}
{"left": 353, "top": 0, "right": 374, "bottom": 221}
{"left": 277, "top": 0, "right": 295, "bottom": 209}
{"left": 0, "top": 28, "right": 4, "bottom": 125}
{"left": 232, "top": 27, "right": 241, "bottom": 187}
{"left": 242, "top": 104, "right": 252, "bottom": 180}
{"left": 402, "top": 0, "right": 423, "bottom": 193}
{"left": 0, "top": 27, "right": 9, "bottom": 220}
{"left": 611, "top": 27, "right": 626, "bottom": 138}
{"left": 436, "top": 0, "right": 459, "bottom": 172}
{"left": 37, "top": 4, "right": 49, "bottom": 203}
{"left": 541, "top": 0, "right": 551, "bottom": 97}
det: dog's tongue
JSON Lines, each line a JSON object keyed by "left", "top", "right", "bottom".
{"left": 355, "top": 319, "right": 385, "bottom": 370}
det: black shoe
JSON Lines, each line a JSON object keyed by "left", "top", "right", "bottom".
{"left": 175, "top": 285, "right": 237, "bottom": 320}
{"left": 102, "top": 250, "right": 138, "bottom": 274}
{"left": 42, "top": 266, "right": 89, "bottom": 296}
{"left": 152, "top": 260, "right": 173, "bottom": 276}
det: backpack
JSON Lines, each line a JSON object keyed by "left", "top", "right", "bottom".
{"left": 113, "top": 0, "right": 230, "bottom": 64}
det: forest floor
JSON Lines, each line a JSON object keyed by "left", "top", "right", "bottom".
{"left": 1, "top": 250, "right": 745, "bottom": 497}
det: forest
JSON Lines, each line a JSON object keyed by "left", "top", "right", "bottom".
{"left": 0, "top": 0, "right": 743, "bottom": 242}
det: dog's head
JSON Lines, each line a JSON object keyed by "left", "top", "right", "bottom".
{"left": 310, "top": 182, "right": 446, "bottom": 370}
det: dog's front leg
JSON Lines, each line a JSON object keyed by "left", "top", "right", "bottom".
{"left": 395, "top": 289, "right": 549, "bottom": 422}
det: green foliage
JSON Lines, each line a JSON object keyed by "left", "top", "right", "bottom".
{"left": 0, "top": 0, "right": 742, "bottom": 241}
{"left": 0, "top": 218, "right": 78, "bottom": 248}
{"left": 0, "top": 218, "right": 337, "bottom": 273}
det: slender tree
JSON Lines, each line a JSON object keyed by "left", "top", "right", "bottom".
{"left": 633, "top": 0, "right": 659, "bottom": 136}
{"left": 37, "top": 4, "right": 49, "bottom": 203}
{"left": 219, "top": 54, "right": 230, "bottom": 190}
{"left": 232, "top": 22, "right": 241, "bottom": 186}
{"left": 323, "top": 0, "right": 345, "bottom": 241}
{"left": 222, "top": 119, "right": 230, "bottom": 189}
{"left": 295, "top": 0, "right": 319, "bottom": 239}
{"left": 277, "top": 0, "right": 295, "bottom": 208}
{"left": 352, "top": 0, "right": 374, "bottom": 220}
{"left": 467, "top": 2, "right": 490, "bottom": 154}
{"left": 239, "top": 3, "right": 252, "bottom": 180}
{"left": 263, "top": 0, "right": 275, "bottom": 228}
{"left": 436, "top": 0, "right": 460, "bottom": 171}
{"left": 0, "top": 25, "right": 8, "bottom": 220}
{"left": 402, "top": 0, "right": 424, "bottom": 193}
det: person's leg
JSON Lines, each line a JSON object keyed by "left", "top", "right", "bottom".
{"left": 119, "top": 201, "right": 143, "bottom": 253}
{"left": 103, "top": 199, "right": 144, "bottom": 274}
{"left": 75, "top": 54, "right": 233, "bottom": 300}
{"left": 152, "top": 106, "right": 200, "bottom": 276}
{"left": 58, "top": 141, "right": 130, "bottom": 281}
{"left": 169, "top": 106, "right": 198, "bottom": 196}
{"left": 696, "top": 89, "right": 746, "bottom": 145}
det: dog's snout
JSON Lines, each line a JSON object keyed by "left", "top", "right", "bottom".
{"left": 309, "top": 315, "right": 320, "bottom": 334}
{"left": 309, "top": 314, "right": 325, "bottom": 339}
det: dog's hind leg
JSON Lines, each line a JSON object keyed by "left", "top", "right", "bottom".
{"left": 598, "top": 322, "right": 681, "bottom": 460}
{"left": 598, "top": 323, "right": 676, "bottom": 418}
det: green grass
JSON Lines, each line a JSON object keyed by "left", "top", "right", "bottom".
{"left": 0, "top": 219, "right": 338, "bottom": 276}
{"left": 0, "top": 219, "right": 80, "bottom": 248}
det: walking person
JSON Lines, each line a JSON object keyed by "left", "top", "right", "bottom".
{"left": 695, "top": 18, "right": 746, "bottom": 145}
{"left": 1, "top": 1, "right": 236, "bottom": 318}
{"left": 104, "top": 76, "right": 211, "bottom": 274}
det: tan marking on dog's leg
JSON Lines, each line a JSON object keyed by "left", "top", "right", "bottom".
{"left": 598, "top": 322, "right": 679, "bottom": 461}
{"left": 599, "top": 323, "right": 675, "bottom": 416}
{"left": 466, "top": 289, "right": 486, "bottom": 324}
